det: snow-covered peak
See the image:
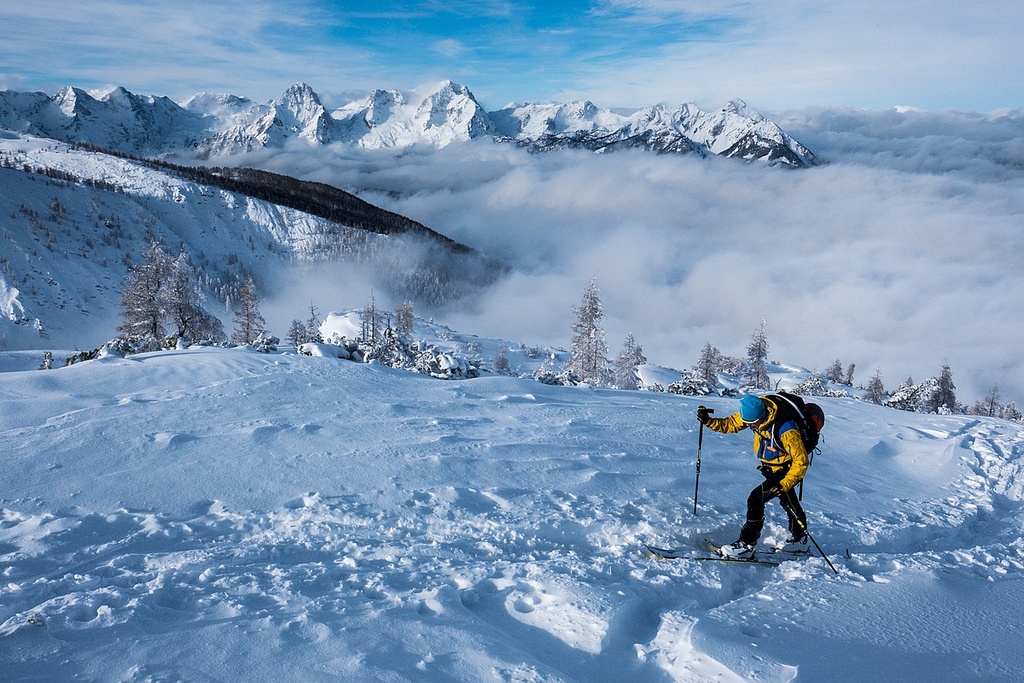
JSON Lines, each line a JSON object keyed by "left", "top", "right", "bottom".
{"left": 332, "top": 79, "right": 494, "bottom": 148}
{"left": 100, "top": 85, "right": 139, "bottom": 104}
{"left": 411, "top": 80, "right": 493, "bottom": 139}
{"left": 276, "top": 82, "right": 323, "bottom": 113}
{"left": 367, "top": 89, "right": 406, "bottom": 125}
{"left": 409, "top": 79, "right": 467, "bottom": 99}
{"left": 268, "top": 81, "right": 334, "bottom": 143}
{"left": 181, "top": 92, "right": 261, "bottom": 122}
{"left": 492, "top": 100, "right": 622, "bottom": 139}
{"left": 721, "top": 98, "right": 763, "bottom": 121}
{"left": 53, "top": 86, "right": 91, "bottom": 117}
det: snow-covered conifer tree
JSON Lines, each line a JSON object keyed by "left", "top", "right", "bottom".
{"left": 865, "top": 370, "right": 886, "bottom": 404}
{"left": 117, "top": 241, "right": 173, "bottom": 341}
{"left": 794, "top": 372, "right": 828, "bottom": 397}
{"left": 305, "top": 301, "right": 323, "bottom": 343}
{"left": 494, "top": 344, "right": 511, "bottom": 375}
{"left": 231, "top": 276, "right": 266, "bottom": 345}
{"left": 613, "top": 333, "right": 646, "bottom": 390}
{"left": 568, "top": 277, "right": 610, "bottom": 386}
{"left": 286, "top": 320, "right": 307, "bottom": 348}
{"left": 395, "top": 300, "right": 414, "bottom": 338}
{"left": 696, "top": 343, "right": 720, "bottom": 386}
{"left": 929, "top": 361, "right": 957, "bottom": 413}
{"left": 885, "top": 377, "right": 935, "bottom": 412}
{"left": 745, "top": 318, "right": 770, "bottom": 390}
{"left": 825, "top": 359, "right": 844, "bottom": 384}
{"left": 166, "top": 252, "right": 223, "bottom": 341}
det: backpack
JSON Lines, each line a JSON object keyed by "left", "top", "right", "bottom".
{"left": 767, "top": 391, "right": 824, "bottom": 459}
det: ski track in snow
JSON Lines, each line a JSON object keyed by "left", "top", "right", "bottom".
{"left": 2, "top": 348, "right": 1024, "bottom": 681}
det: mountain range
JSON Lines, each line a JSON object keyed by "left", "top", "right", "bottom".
{"left": 0, "top": 81, "right": 817, "bottom": 167}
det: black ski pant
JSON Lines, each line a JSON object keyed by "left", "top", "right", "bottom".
{"left": 737, "top": 467, "right": 807, "bottom": 545}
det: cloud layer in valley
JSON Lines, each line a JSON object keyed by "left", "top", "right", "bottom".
{"left": 252, "top": 106, "right": 1024, "bottom": 407}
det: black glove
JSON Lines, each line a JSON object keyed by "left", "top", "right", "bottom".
{"left": 765, "top": 483, "right": 784, "bottom": 498}
{"left": 697, "top": 406, "right": 711, "bottom": 424}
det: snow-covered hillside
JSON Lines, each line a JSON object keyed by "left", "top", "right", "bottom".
{"left": 2, "top": 333, "right": 1023, "bottom": 682}
{"left": 0, "top": 133, "right": 497, "bottom": 350}
{"left": 0, "top": 81, "right": 816, "bottom": 166}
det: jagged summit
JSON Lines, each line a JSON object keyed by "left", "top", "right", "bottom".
{"left": 333, "top": 79, "right": 494, "bottom": 148}
{"left": 0, "top": 81, "right": 817, "bottom": 166}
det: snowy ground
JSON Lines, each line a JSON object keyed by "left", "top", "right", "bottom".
{"left": 2, "top": 344, "right": 1024, "bottom": 682}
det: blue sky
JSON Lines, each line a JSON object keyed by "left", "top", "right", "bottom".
{"left": 1, "top": 1, "right": 1021, "bottom": 111}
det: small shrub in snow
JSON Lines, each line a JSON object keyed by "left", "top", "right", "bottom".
{"left": 793, "top": 373, "right": 828, "bottom": 396}
{"left": 885, "top": 377, "right": 940, "bottom": 413}
{"left": 365, "top": 328, "right": 416, "bottom": 370}
{"left": 493, "top": 345, "right": 511, "bottom": 375}
{"left": 415, "top": 346, "right": 479, "bottom": 379}
{"left": 65, "top": 348, "right": 101, "bottom": 366}
{"left": 533, "top": 367, "right": 579, "bottom": 386}
{"left": 249, "top": 332, "right": 279, "bottom": 353}
{"left": 667, "top": 370, "right": 714, "bottom": 396}
{"left": 65, "top": 335, "right": 158, "bottom": 365}
{"left": 299, "top": 342, "right": 359, "bottom": 361}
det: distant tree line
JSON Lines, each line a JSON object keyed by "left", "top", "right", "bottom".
{"left": 65, "top": 142, "right": 472, "bottom": 251}
{"left": 56, "top": 141, "right": 508, "bottom": 309}
{"left": 561, "top": 278, "right": 1022, "bottom": 423}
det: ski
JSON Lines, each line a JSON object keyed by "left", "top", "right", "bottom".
{"left": 769, "top": 545, "right": 812, "bottom": 559}
{"left": 641, "top": 543, "right": 782, "bottom": 566}
{"left": 703, "top": 538, "right": 786, "bottom": 565}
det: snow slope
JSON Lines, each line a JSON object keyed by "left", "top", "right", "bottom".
{"left": 2, "top": 337, "right": 1023, "bottom": 682}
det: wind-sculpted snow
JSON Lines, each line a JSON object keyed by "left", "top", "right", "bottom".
{"left": 2, "top": 345, "right": 1024, "bottom": 681}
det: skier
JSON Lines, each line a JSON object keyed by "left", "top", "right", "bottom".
{"left": 697, "top": 395, "right": 809, "bottom": 559}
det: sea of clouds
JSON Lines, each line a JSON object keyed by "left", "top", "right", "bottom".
{"left": 249, "top": 106, "right": 1024, "bottom": 407}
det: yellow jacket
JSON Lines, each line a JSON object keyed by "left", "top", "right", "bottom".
{"left": 704, "top": 397, "right": 809, "bottom": 492}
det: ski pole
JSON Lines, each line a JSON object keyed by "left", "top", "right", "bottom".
{"left": 693, "top": 408, "right": 713, "bottom": 515}
{"left": 802, "top": 526, "right": 838, "bottom": 575}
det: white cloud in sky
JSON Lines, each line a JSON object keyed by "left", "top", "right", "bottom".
{"left": 2, "top": 0, "right": 1022, "bottom": 109}
{"left": 433, "top": 39, "right": 468, "bottom": 59}
{"left": 567, "top": 1, "right": 1024, "bottom": 110}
